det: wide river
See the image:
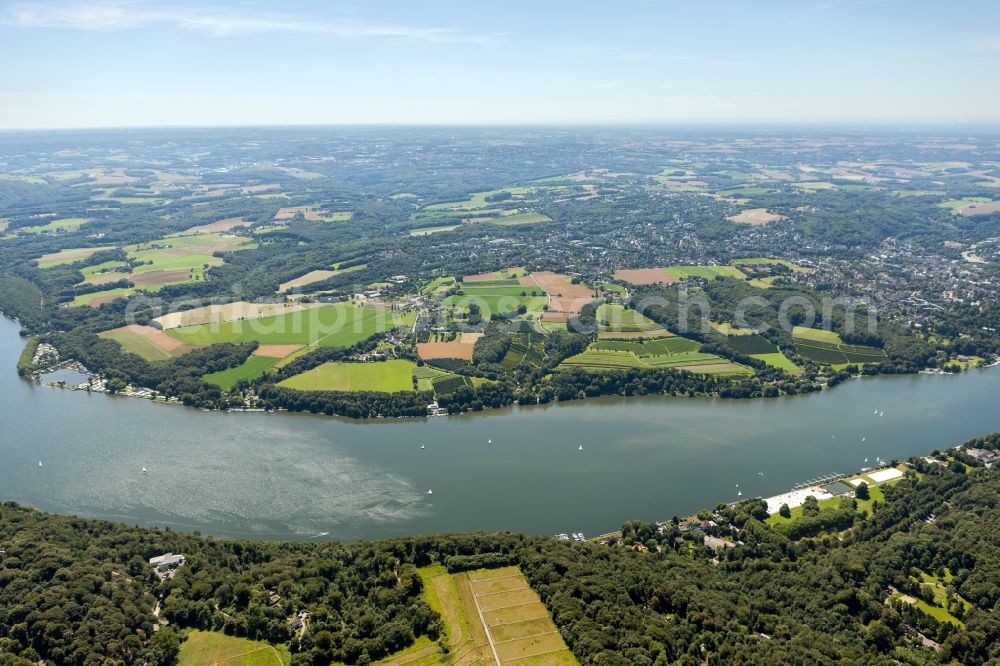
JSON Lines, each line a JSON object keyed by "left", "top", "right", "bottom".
{"left": 1, "top": 314, "right": 998, "bottom": 541}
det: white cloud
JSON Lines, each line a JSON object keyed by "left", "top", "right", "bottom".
{"left": 2, "top": 1, "right": 502, "bottom": 44}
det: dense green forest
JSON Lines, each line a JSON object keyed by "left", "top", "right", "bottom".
{"left": 2, "top": 433, "right": 999, "bottom": 665}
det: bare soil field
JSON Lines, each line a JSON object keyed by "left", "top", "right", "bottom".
{"left": 186, "top": 217, "right": 250, "bottom": 234}
{"left": 726, "top": 208, "right": 787, "bottom": 225}
{"left": 519, "top": 272, "right": 594, "bottom": 316}
{"left": 613, "top": 268, "right": 677, "bottom": 285}
{"left": 241, "top": 183, "right": 280, "bottom": 194}
{"left": 959, "top": 201, "right": 1000, "bottom": 217}
{"left": 102, "top": 324, "right": 196, "bottom": 358}
{"left": 155, "top": 301, "right": 322, "bottom": 329}
{"left": 253, "top": 344, "right": 303, "bottom": 358}
{"left": 129, "top": 269, "right": 191, "bottom": 287}
{"left": 278, "top": 270, "right": 337, "bottom": 293}
{"left": 275, "top": 205, "right": 321, "bottom": 221}
{"left": 417, "top": 341, "right": 475, "bottom": 361}
{"left": 463, "top": 271, "right": 501, "bottom": 282}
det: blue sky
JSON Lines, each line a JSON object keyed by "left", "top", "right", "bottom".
{"left": 0, "top": 0, "right": 998, "bottom": 128}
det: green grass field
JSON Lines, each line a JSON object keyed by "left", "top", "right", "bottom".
{"left": 178, "top": 630, "right": 289, "bottom": 666}
{"left": 79, "top": 260, "right": 128, "bottom": 285}
{"left": 937, "top": 196, "right": 990, "bottom": 211}
{"left": 791, "top": 326, "right": 843, "bottom": 344}
{"left": 167, "top": 303, "right": 399, "bottom": 348}
{"left": 751, "top": 352, "right": 803, "bottom": 374}
{"left": 596, "top": 303, "right": 669, "bottom": 334}
{"left": 444, "top": 284, "right": 547, "bottom": 317}
{"left": 37, "top": 245, "right": 114, "bottom": 269}
{"left": 591, "top": 337, "right": 700, "bottom": 355}
{"left": 98, "top": 328, "right": 174, "bottom": 361}
{"left": 72, "top": 286, "right": 135, "bottom": 306}
{"left": 279, "top": 359, "right": 416, "bottom": 392}
{"left": 409, "top": 224, "right": 459, "bottom": 236}
{"left": 665, "top": 265, "right": 747, "bottom": 281}
{"left": 203, "top": 355, "right": 278, "bottom": 390}
{"left": 17, "top": 217, "right": 90, "bottom": 235}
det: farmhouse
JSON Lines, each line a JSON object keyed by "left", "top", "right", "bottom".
{"left": 149, "top": 553, "right": 185, "bottom": 570}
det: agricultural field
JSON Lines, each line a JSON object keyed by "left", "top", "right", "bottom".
{"left": 72, "top": 286, "right": 135, "bottom": 307}
{"left": 751, "top": 352, "right": 803, "bottom": 375}
{"left": 444, "top": 281, "right": 548, "bottom": 319}
{"left": 467, "top": 566, "right": 579, "bottom": 666}
{"left": 277, "top": 262, "right": 366, "bottom": 294}
{"left": 166, "top": 303, "right": 403, "bottom": 348}
{"left": 99, "top": 324, "right": 197, "bottom": 361}
{"left": 36, "top": 245, "right": 113, "bottom": 269}
{"left": 16, "top": 217, "right": 90, "bottom": 235}
{"left": 664, "top": 265, "right": 747, "bottom": 281}
{"left": 78, "top": 260, "right": 129, "bottom": 285}
{"left": 937, "top": 196, "right": 990, "bottom": 211}
{"left": 279, "top": 359, "right": 417, "bottom": 393}
{"left": 178, "top": 630, "right": 289, "bottom": 666}
{"left": 726, "top": 208, "right": 786, "bottom": 225}
{"left": 725, "top": 334, "right": 778, "bottom": 355}
{"left": 127, "top": 232, "right": 254, "bottom": 289}
{"left": 409, "top": 224, "right": 459, "bottom": 236}
{"left": 791, "top": 327, "right": 887, "bottom": 365}
{"left": 561, "top": 345, "right": 752, "bottom": 377}
{"left": 203, "top": 355, "right": 278, "bottom": 390}
{"left": 417, "top": 338, "right": 477, "bottom": 361}
{"left": 612, "top": 268, "right": 677, "bottom": 285}
{"left": 591, "top": 337, "right": 700, "bottom": 355}
{"left": 500, "top": 333, "right": 548, "bottom": 370}
{"left": 596, "top": 303, "right": 672, "bottom": 339}
{"left": 518, "top": 272, "right": 595, "bottom": 320}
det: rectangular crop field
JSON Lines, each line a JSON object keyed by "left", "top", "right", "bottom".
{"left": 665, "top": 265, "right": 747, "bottom": 281}
{"left": 791, "top": 326, "right": 843, "bottom": 344}
{"left": 751, "top": 352, "right": 803, "bottom": 374}
{"left": 99, "top": 324, "right": 197, "bottom": 361}
{"left": 166, "top": 303, "right": 399, "bottom": 348}
{"left": 466, "top": 566, "right": 579, "bottom": 665}
{"left": 278, "top": 359, "right": 416, "bottom": 393}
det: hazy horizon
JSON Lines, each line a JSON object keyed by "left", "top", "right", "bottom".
{"left": 0, "top": 0, "right": 998, "bottom": 129}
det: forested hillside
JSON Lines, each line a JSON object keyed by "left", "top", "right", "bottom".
{"left": 1, "top": 434, "right": 999, "bottom": 665}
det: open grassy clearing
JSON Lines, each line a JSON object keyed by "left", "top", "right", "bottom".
{"left": 751, "top": 351, "right": 803, "bottom": 374}
{"left": 16, "top": 217, "right": 90, "bottom": 235}
{"left": 278, "top": 264, "right": 365, "bottom": 293}
{"left": 665, "top": 265, "right": 747, "bottom": 281}
{"left": 167, "top": 303, "right": 400, "bottom": 348}
{"left": 426, "top": 187, "right": 537, "bottom": 212}
{"left": 409, "top": 224, "right": 459, "bottom": 236}
{"left": 279, "top": 359, "right": 416, "bottom": 393}
{"left": 37, "top": 245, "right": 114, "bottom": 269}
{"left": 420, "top": 276, "right": 456, "bottom": 294}
{"left": 487, "top": 212, "right": 551, "bottom": 225}
{"left": 178, "top": 630, "right": 288, "bottom": 666}
{"left": 726, "top": 208, "right": 786, "bottom": 225}
{"left": 937, "top": 196, "right": 990, "bottom": 211}
{"left": 791, "top": 326, "right": 843, "bottom": 344}
{"left": 72, "top": 286, "right": 135, "bottom": 307}
{"left": 79, "top": 260, "right": 128, "bottom": 285}
{"left": 203, "top": 355, "right": 278, "bottom": 390}
{"left": 709, "top": 322, "right": 755, "bottom": 336}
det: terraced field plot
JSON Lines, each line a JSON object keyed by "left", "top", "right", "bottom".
{"left": 560, "top": 346, "right": 752, "bottom": 376}
{"left": 500, "top": 333, "right": 547, "bottom": 370}
{"left": 596, "top": 303, "right": 671, "bottom": 339}
{"left": 791, "top": 327, "right": 886, "bottom": 365}
{"left": 467, "top": 567, "right": 578, "bottom": 666}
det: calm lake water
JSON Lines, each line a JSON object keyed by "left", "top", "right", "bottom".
{"left": 1, "top": 314, "right": 997, "bottom": 541}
